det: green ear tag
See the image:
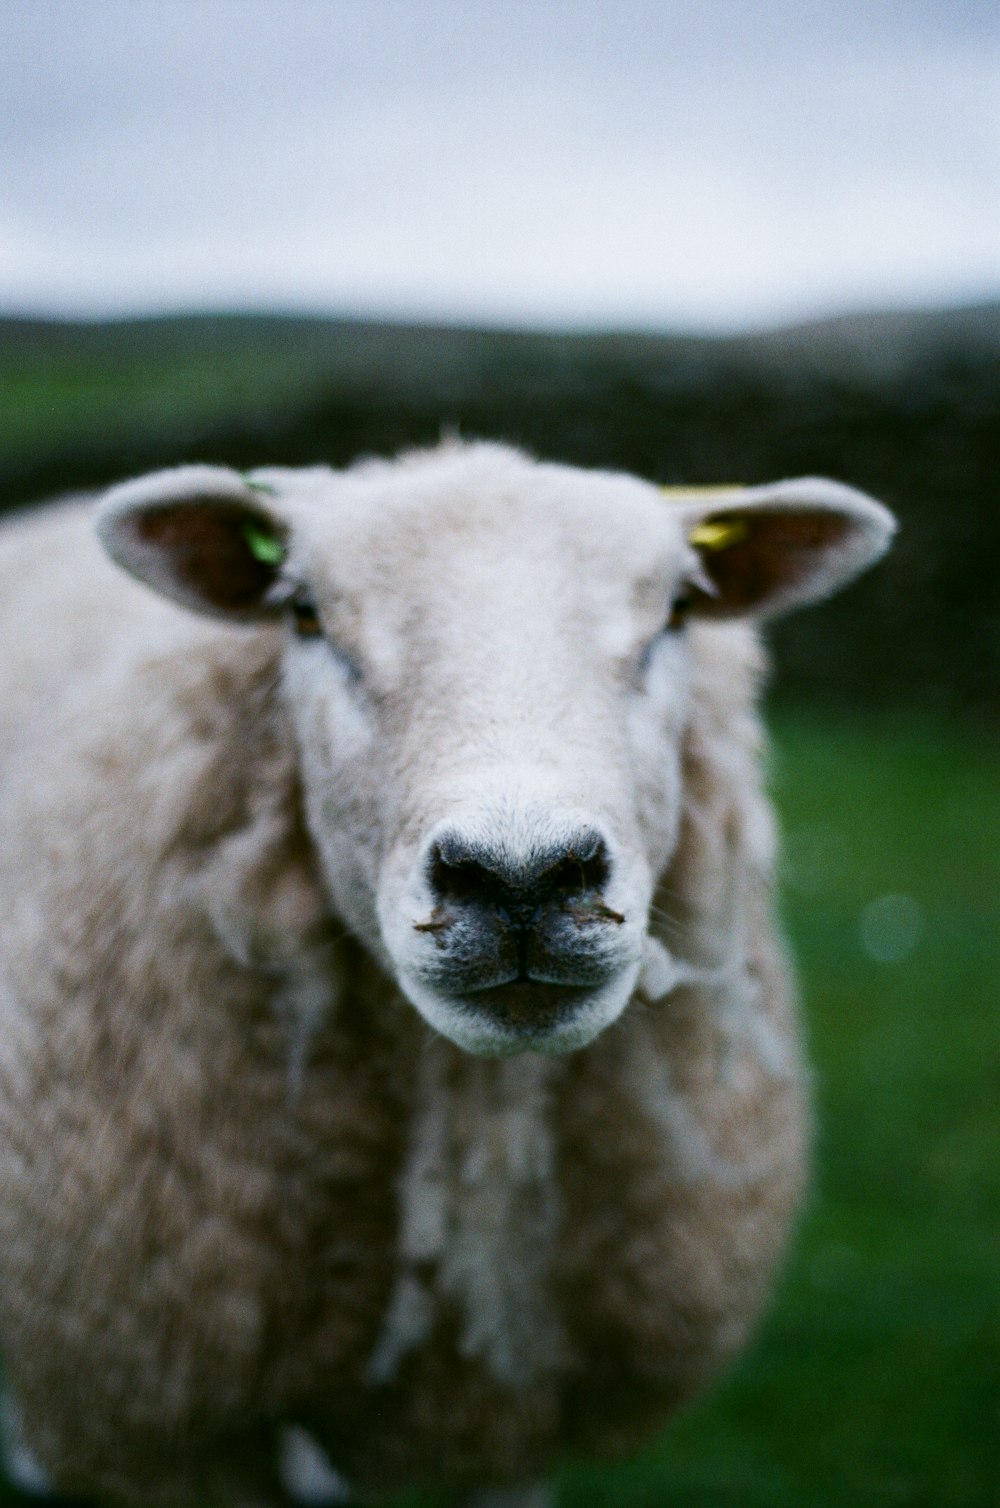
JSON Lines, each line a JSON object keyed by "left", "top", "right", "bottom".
{"left": 688, "top": 518, "right": 749, "bottom": 552}
{"left": 242, "top": 522, "right": 285, "bottom": 566}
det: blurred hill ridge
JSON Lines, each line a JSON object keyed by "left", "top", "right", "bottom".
{"left": 2, "top": 301, "right": 998, "bottom": 718}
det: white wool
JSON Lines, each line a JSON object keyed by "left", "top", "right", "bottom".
{"left": 0, "top": 442, "right": 892, "bottom": 1505}
{"left": 0, "top": 1390, "right": 51, "bottom": 1497}
{"left": 278, "top": 1427, "right": 352, "bottom": 1506}
{"left": 368, "top": 1042, "right": 566, "bottom": 1389}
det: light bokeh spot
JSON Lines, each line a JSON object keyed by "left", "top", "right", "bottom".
{"left": 859, "top": 893, "right": 924, "bottom": 964}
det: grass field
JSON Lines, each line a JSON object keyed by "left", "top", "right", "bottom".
{"left": 4, "top": 302, "right": 999, "bottom": 475}
{"left": 546, "top": 707, "right": 999, "bottom": 1508}
{"left": 0, "top": 314, "right": 703, "bottom": 475}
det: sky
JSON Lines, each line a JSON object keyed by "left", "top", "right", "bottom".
{"left": 2, "top": 0, "right": 999, "bottom": 331}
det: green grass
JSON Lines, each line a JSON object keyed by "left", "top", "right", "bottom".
{"left": 7, "top": 302, "right": 998, "bottom": 474}
{"left": 550, "top": 707, "right": 1000, "bottom": 1508}
{"left": 0, "top": 314, "right": 630, "bottom": 471}
{"left": 0, "top": 318, "right": 356, "bottom": 469}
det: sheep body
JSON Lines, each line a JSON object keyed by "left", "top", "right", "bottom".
{"left": 0, "top": 444, "right": 888, "bottom": 1506}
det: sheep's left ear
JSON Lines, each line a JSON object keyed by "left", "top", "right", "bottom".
{"left": 668, "top": 478, "right": 896, "bottom": 620}
{"left": 96, "top": 465, "right": 290, "bottom": 621}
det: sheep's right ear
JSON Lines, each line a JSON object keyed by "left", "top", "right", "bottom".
{"left": 96, "top": 465, "right": 290, "bottom": 621}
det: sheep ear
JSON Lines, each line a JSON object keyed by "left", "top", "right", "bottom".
{"left": 96, "top": 465, "right": 290, "bottom": 620}
{"left": 667, "top": 478, "right": 896, "bottom": 620}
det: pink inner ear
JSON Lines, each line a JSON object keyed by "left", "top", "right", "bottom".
{"left": 697, "top": 511, "right": 851, "bottom": 612}
{"left": 136, "top": 501, "right": 282, "bottom": 613}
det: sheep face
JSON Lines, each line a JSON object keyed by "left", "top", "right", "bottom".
{"left": 282, "top": 458, "right": 689, "bottom": 1058}
{"left": 98, "top": 443, "right": 894, "bottom": 1057}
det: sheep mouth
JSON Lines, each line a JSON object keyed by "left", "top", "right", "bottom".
{"left": 448, "top": 979, "right": 597, "bottom": 1031}
{"left": 391, "top": 900, "right": 646, "bottom": 1054}
{"left": 398, "top": 960, "right": 642, "bottom": 1056}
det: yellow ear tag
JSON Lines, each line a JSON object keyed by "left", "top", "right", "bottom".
{"left": 660, "top": 484, "right": 746, "bottom": 498}
{"left": 688, "top": 518, "right": 749, "bottom": 552}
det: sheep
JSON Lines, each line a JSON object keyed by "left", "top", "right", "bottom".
{"left": 0, "top": 441, "right": 894, "bottom": 1508}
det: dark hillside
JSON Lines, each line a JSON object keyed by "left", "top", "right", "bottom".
{"left": 2, "top": 306, "right": 998, "bottom": 717}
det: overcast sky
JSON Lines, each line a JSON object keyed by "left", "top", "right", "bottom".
{"left": 3, "top": 0, "right": 999, "bottom": 330}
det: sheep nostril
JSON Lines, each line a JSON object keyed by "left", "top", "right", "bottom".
{"left": 428, "top": 840, "right": 504, "bottom": 910}
{"left": 426, "top": 829, "right": 611, "bottom": 917}
{"left": 535, "top": 836, "right": 610, "bottom": 902}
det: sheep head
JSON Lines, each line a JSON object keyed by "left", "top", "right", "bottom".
{"left": 97, "top": 443, "right": 894, "bottom": 1057}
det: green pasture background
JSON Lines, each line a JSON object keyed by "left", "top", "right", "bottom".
{"left": 1, "top": 311, "right": 997, "bottom": 1505}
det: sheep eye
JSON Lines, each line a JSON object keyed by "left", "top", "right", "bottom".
{"left": 666, "top": 595, "right": 692, "bottom": 632}
{"left": 290, "top": 597, "right": 323, "bottom": 639}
